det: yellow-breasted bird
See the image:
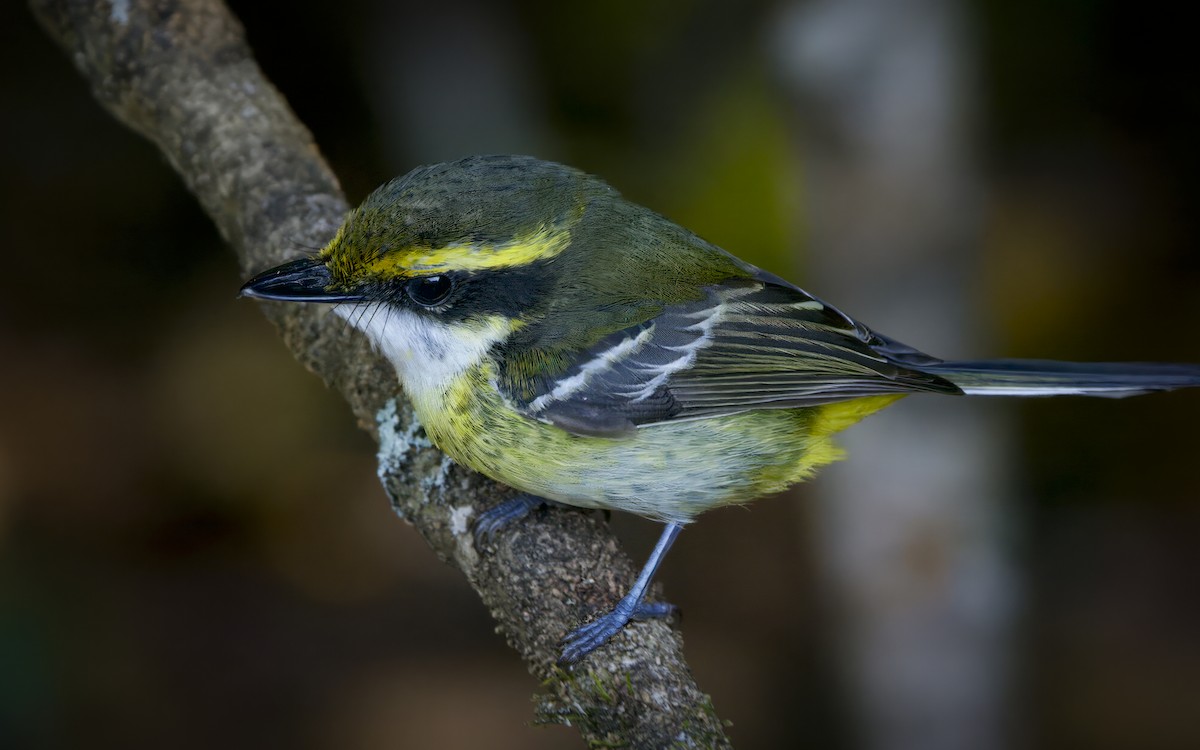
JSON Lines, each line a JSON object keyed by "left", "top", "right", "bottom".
{"left": 241, "top": 154, "right": 1200, "bottom": 664}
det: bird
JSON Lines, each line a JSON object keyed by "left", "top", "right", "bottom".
{"left": 240, "top": 154, "right": 1200, "bottom": 664}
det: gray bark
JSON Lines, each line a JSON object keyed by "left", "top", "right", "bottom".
{"left": 29, "top": 0, "right": 730, "bottom": 746}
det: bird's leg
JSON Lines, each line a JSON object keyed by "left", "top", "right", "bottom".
{"left": 473, "top": 492, "right": 558, "bottom": 545}
{"left": 559, "top": 522, "right": 683, "bottom": 664}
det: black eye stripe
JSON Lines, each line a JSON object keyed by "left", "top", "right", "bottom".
{"left": 389, "top": 258, "right": 556, "bottom": 320}
{"left": 406, "top": 275, "right": 455, "bottom": 306}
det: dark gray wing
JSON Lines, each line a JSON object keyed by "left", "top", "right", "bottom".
{"left": 505, "top": 280, "right": 960, "bottom": 437}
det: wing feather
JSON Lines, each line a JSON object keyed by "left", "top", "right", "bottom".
{"left": 500, "top": 279, "right": 960, "bottom": 436}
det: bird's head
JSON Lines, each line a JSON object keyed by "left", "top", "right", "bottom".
{"left": 239, "top": 155, "right": 620, "bottom": 390}
{"left": 242, "top": 154, "right": 602, "bottom": 307}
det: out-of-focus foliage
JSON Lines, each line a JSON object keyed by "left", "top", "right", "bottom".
{"left": 1, "top": 1, "right": 1196, "bottom": 748}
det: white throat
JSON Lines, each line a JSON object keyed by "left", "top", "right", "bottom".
{"left": 334, "top": 303, "right": 508, "bottom": 397}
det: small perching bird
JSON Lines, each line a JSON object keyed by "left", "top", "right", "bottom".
{"left": 241, "top": 155, "right": 1200, "bottom": 664}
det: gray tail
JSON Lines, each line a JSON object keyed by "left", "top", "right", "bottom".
{"left": 918, "top": 359, "right": 1200, "bottom": 398}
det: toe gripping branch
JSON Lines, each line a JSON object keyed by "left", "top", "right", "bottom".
{"left": 472, "top": 497, "right": 683, "bottom": 664}
{"left": 472, "top": 493, "right": 551, "bottom": 547}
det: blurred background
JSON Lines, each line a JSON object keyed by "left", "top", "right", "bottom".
{"left": 1, "top": 0, "right": 1197, "bottom": 748}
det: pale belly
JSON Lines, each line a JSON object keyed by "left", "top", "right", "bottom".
{"left": 411, "top": 365, "right": 850, "bottom": 524}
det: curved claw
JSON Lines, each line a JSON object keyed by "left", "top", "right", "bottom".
{"left": 559, "top": 607, "right": 635, "bottom": 665}
{"left": 472, "top": 493, "right": 549, "bottom": 547}
{"left": 557, "top": 599, "right": 677, "bottom": 665}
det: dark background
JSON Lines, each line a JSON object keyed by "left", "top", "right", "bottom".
{"left": 1, "top": 1, "right": 1197, "bottom": 748}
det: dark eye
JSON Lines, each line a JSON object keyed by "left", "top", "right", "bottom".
{"left": 406, "top": 275, "right": 455, "bottom": 307}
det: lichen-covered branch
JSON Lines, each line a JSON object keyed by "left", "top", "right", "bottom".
{"left": 29, "top": 0, "right": 729, "bottom": 745}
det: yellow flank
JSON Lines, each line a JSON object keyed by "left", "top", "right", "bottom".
{"left": 809, "top": 394, "right": 905, "bottom": 437}
{"left": 781, "top": 395, "right": 906, "bottom": 485}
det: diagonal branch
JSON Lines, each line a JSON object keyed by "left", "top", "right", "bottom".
{"left": 29, "top": 0, "right": 729, "bottom": 745}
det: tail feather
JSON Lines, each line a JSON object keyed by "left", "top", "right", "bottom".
{"left": 918, "top": 359, "right": 1200, "bottom": 398}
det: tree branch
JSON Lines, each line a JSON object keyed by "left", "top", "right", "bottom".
{"left": 30, "top": 0, "right": 729, "bottom": 745}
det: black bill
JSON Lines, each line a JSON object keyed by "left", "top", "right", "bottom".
{"left": 239, "top": 257, "right": 361, "bottom": 302}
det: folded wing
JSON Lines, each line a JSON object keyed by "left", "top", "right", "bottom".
{"left": 503, "top": 279, "right": 961, "bottom": 437}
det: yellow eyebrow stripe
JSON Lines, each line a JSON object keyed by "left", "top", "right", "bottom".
{"left": 367, "top": 221, "right": 575, "bottom": 277}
